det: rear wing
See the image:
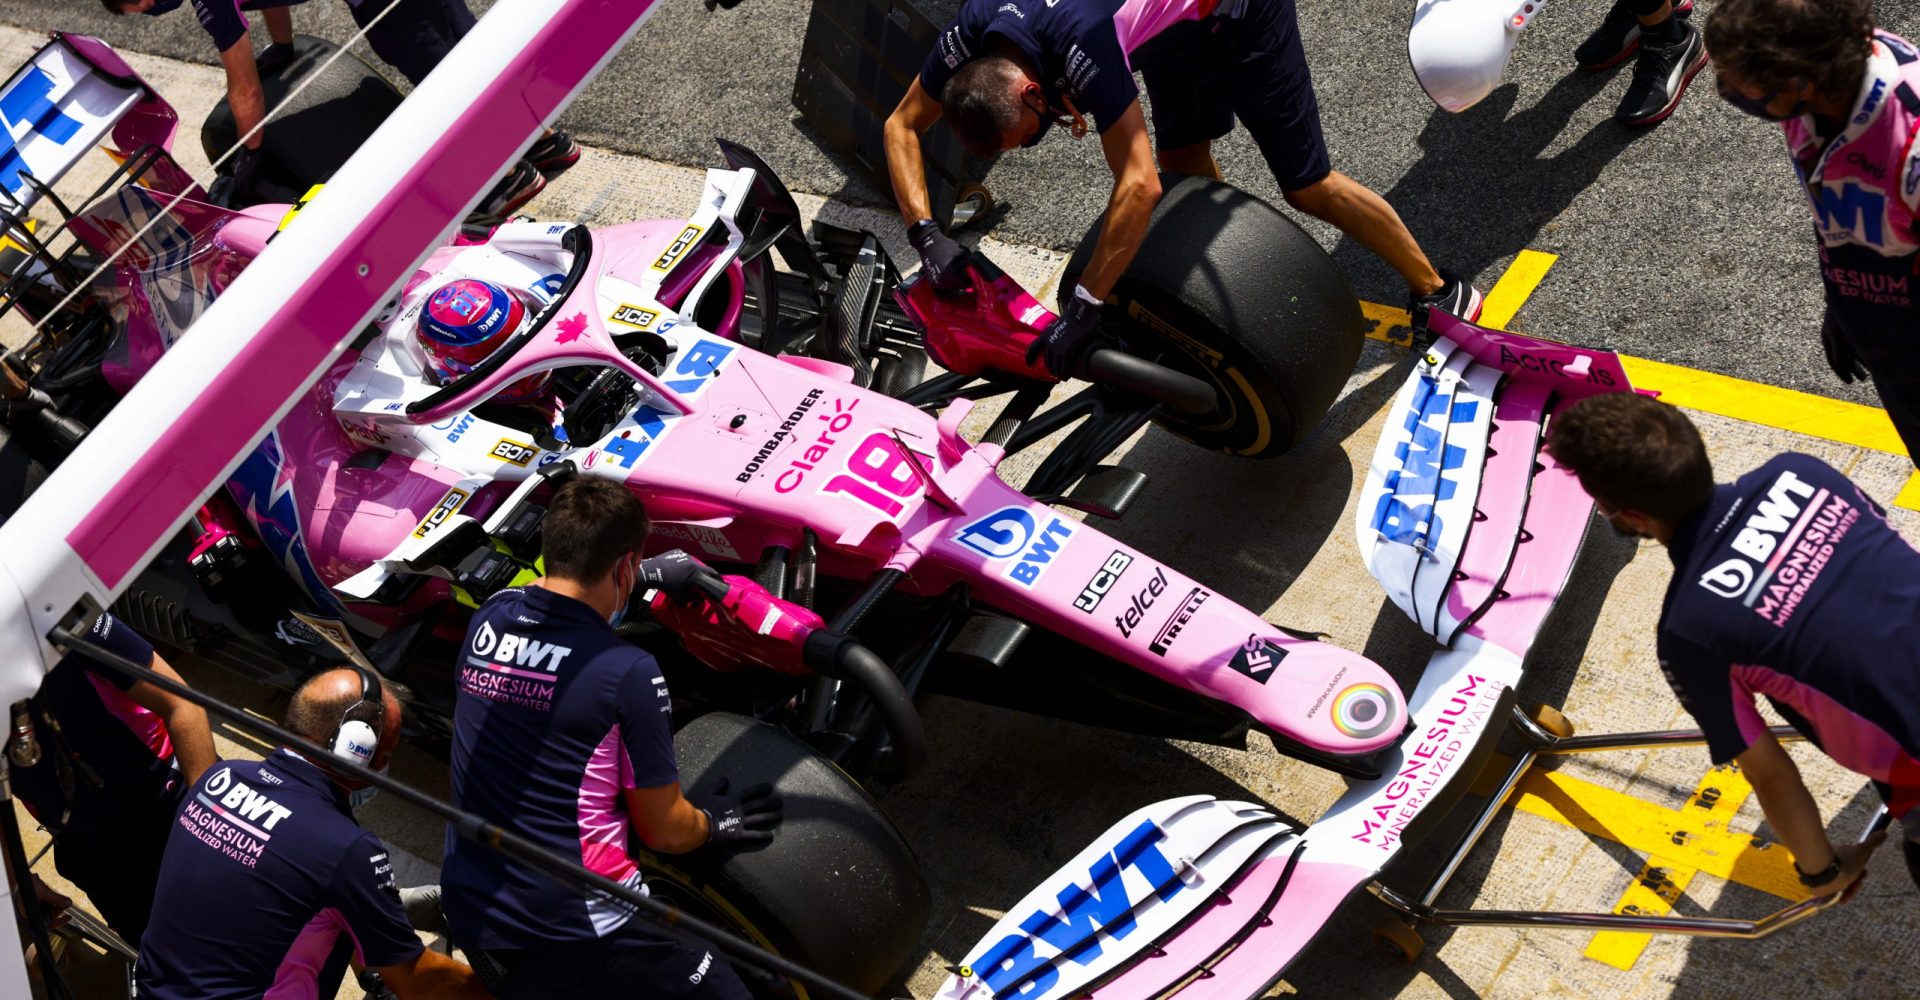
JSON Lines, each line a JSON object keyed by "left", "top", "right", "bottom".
{"left": 931, "top": 312, "right": 1637, "bottom": 999}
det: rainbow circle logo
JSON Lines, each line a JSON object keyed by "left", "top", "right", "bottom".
{"left": 1330, "top": 683, "right": 1395, "bottom": 739}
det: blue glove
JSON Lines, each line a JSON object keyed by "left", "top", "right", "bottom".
{"left": 907, "top": 219, "right": 973, "bottom": 294}
{"left": 1027, "top": 284, "right": 1105, "bottom": 377}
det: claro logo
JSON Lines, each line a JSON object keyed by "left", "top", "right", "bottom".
{"left": 1698, "top": 470, "right": 1816, "bottom": 600}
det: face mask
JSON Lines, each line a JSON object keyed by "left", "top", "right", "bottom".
{"left": 609, "top": 556, "right": 636, "bottom": 627}
{"left": 348, "top": 763, "right": 388, "bottom": 809}
{"left": 1716, "top": 78, "right": 1804, "bottom": 122}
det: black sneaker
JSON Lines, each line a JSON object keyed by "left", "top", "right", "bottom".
{"left": 1616, "top": 18, "right": 1708, "bottom": 126}
{"left": 467, "top": 160, "right": 546, "bottom": 224}
{"left": 1408, "top": 270, "right": 1484, "bottom": 344}
{"left": 525, "top": 131, "right": 581, "bottom": 182}
{"left": 1575, "top": 0, "right": 1693, "bottom": 73}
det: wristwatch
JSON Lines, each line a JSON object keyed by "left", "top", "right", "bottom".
{"left": 1794, "top": 855, "right": 1842, "bottom": 888}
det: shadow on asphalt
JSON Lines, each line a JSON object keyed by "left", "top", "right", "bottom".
{"left": 1329, "top": 70, "right": 1650, "bottom": 301}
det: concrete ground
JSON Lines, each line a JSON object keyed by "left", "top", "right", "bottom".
{"left": 3, "top": 12, "right": 1918, "bottom": 1000}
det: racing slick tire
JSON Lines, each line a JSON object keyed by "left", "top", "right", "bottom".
{"left": 201, "top": 35, "right": 401, "bottom": 196}
{"left": 1062, "top": 173, "right": 1365, "bottom": 459}
{"left": 644, "top": 711, "right": 930, "bottom": 994}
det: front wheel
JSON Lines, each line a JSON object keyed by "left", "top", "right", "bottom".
{"left": 642, "top": 712, "right": 931, "bottom": 995}
{"left": 1062, "top": 174, "right": 1365, "bottom": 459}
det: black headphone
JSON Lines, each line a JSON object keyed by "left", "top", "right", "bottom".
{"left": 330, "top": 667, "right": 385, "bottom": 767}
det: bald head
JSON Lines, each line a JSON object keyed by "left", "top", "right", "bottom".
{"left": 286, "top": 668, "right": 403, "bottom": 771}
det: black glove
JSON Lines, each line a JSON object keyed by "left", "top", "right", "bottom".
{"left": 1026, "top": 284, "right": 1105, "bottom": 377}
{"left": 1821, "top": 311, "right": 1869, "bottom": 384}
{"left": 230, "top": 146, "right": 266, "bottom": 206}
{"left": 634, "top": 549, "right": 710, "bottom": 603}
{"left": 691, "top": 777, "right": 783, "bottom": 846}
{"left": 907, "top": 219, "right": 973, "bottom": 294}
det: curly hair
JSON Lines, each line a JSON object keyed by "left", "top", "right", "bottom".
{"left": 1705, "top": 0, "right": 1877, "bottom": 101}
{"left": 942, "top": 56, "right": 1028, "bottom": 158}
{"left": 1544, "top": 394, "right": 1716, "bottom": 523}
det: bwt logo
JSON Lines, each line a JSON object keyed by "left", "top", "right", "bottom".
{"left": 973, "top": 819, "right": 1185, "bottom": 998}
{"left": 0, "top": 66, "right": 83, "bottom": 195}
{"left": 470, "top": 621, "right": 574, "bottom": 672}
{"left": 1698, "top": 470, "right": 1816, "bottom": 599}
{"left": 202, "top": 767, "right": 292, "bottom": 831}
{"left": 1369, "top": 375, "right": 1476, "bottom": 546}
{"left": 1812, "top": 182, "right": 1886, "bottom": 245}
{"left": 953, "top": 506, "right": 1075, "bottom": 588}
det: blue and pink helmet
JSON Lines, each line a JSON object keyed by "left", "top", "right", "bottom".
{"left": 416, "top": 278, "right": 551, "bottom": 405}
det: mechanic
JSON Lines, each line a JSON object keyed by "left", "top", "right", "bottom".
{"left": 101, "top": 0, "right": 577, "bottom": 215}
{"left": 1545, "top": 392, "right": 1920, "bottom": 900}
{"left": 442, "top": 476, "right": 781, "bottom": 999}
{"left": 99, "top": 0, "right": 300, "bottom": 205}
{"left": 1575, "top": 0, "right": 1708, "bottom": 126}
{"left": 1707, "top": 0, "right": 1920, "bottom": 466}
{"left": 885, "top": 0, "right": 1483, "bottom": 373}
{"left": 13, "top": 612, "right": 216, "bottom": 944}
{"left": 135, "top": 667, "right": 486, "bottom": 998}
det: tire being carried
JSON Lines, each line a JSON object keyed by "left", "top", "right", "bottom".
{"left": 1062, "top": 173, "right": 1365, "bottom": 459}
{"left": 640, "top": 712, "right": 930, "bottom": 995}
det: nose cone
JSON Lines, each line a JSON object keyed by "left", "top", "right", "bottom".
{"left": 1408, "top": 0, "right": 1522, "bottom": 113}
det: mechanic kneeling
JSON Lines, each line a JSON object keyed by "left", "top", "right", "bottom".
{"left": 1546, "top": 393, "right": 1920, "bottom": 900}
{"left": 135, "top": 668, "right": 486, "bottom": 998}
{"left": 442, "top": 476, "right": 782, "bottom": 999}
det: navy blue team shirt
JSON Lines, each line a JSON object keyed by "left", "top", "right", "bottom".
{"left": 142, "top": 0, "right": 309, "bottom": 53}
{"left": 1659, "top": 453, "right": 1920, "bottom": 811}
{"left": 443, "top": 585, "right": 678, "bottom": 952}
{"left": 136, "top": 749, "right": 422, "bottom": 999}
{"left": 920, "top": 0, "right": 1139, "bottom": 137}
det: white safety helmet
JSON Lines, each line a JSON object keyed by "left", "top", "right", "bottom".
{"left": 1407, "top": 0, "right": 1548, "bottom": 113}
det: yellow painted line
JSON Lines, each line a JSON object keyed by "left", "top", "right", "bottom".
{"left": 1587, "top": 859, "right": 1699, "bottom": 969}
{"left": 1583, "top": 762, "right": 1755, "bottom": 969}
{"left": 1478, "top": 250, "right": 1558, "bottom": 331}
{"left": 1898, "top": 471, "right": 1920, "bottom": 509}
{"left": 1470, "top": 755, "right": 1806, "bottom": 900}
{"left": 1356, "top": 250, "right": 1916, "bottom": 508}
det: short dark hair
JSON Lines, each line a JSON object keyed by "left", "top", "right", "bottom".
{"left": 1706, "top": 0, "right": 1875, "bottom": 101}
{"left": 1544, "top": 394, "right": 1715, "bottom": 523}
{"left": 99, "top": 0, "right": 133, "bottom": 12}
{"left": 541, "top": 477, "right": 650, "bottom": 582}
{"left": 943, "top": 56, "right": 1027, "bottom": 157}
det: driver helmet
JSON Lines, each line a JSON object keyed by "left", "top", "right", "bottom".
{"left": 416, "top": 278, "right": 551, "bottom": 405}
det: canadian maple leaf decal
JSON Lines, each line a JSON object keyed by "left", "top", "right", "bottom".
{"left": 555, "top": 312, "right": 589, "bottom": 343}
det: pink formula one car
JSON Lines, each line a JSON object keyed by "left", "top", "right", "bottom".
{"left": 0, "top": 32, "right": 1409, "bottom": 992}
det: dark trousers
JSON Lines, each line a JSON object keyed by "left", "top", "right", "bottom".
{"left": 51, "top": 785, "right": 181, "bottom": 944}
{"left": 468, "top": 920, "right": 752, "bottom": 1000}
{"left": 348, "top": 0, "right": 478, "bottom": 86}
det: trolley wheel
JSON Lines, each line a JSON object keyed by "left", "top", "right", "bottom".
{"left": 1372, "top": 916, "right": 1426, "bottom": 964}
{"left": 952, "top": 183, "right": 994, "bottom": 228}
{"left": 1530, "top": 704, "right": 1575, "bottom": 739}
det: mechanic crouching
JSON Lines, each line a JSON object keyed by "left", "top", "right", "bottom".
{"left": 1546, "top": 393, "right": 1920, "bottom": 900}
{"left": 442, "top": 477, "right": 782, "bottom": 998}
{"left": 135, "top": 668, "right": 487, "bottom": 998}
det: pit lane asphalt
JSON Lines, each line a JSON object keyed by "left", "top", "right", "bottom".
{"left": 8, "top": 0, "right": 1920, "bottom": 406}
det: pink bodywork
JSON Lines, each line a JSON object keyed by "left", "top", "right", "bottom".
{"left": 77, "top": 177, "right": 1409, "bottom": 757}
